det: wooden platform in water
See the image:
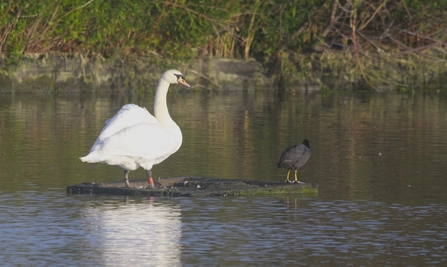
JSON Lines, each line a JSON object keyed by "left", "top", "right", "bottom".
{"left": 66, "top": 177, "right": 318, "bottom": 197}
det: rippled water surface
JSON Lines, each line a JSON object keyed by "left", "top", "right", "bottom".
{"left": 1, "top": 89, "right": 447, "bottom": 266}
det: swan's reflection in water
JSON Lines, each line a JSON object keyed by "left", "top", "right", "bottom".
{"left": 84, "top": 197, "right": 181, "bottom": 266}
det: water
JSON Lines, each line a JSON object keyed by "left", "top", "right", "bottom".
{"left": 1, "top": 89, "right": 447, "bottom": 266}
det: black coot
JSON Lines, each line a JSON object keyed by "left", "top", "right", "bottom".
{"left": 277, "top": 139, "right": 311, "bottom": 183}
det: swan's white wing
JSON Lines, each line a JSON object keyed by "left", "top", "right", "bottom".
{"left": 91, "top": 104, "right": 158, "bottom": 150}
{"left": 103, "top": 124, "right": 178, "bottom": 157}
{"left": 96, "top": 123, "right": 179, "bottom": 161}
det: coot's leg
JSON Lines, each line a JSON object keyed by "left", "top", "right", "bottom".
{"left": 293, "top": 170, "right": 303, "bottom": 184}
{"left": 285, "top": 169, "right": 292, "bottom": 183}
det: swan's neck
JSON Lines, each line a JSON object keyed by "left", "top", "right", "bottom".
{"left": 154, "top": 79, "right": 170, "bottom": 122}
{"left": 154, "top": 79, "right": 182, "bottom": 142}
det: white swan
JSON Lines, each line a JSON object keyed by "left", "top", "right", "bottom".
{"left": 80, "top": 69, "right": 190, "bottom": 188}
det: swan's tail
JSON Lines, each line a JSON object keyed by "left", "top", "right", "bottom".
{"left": 80, "top": 151, "right": 102, "bottom": 163}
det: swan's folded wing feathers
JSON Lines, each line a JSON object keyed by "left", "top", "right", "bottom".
{"left": 97, "top": 104, "right": 158, "bottom": 142}
{"left": 98, "top": 123, "right": 178, "bottom": 159}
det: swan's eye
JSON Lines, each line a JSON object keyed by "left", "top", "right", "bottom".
{"left": 175, "top": 74, "right": 191, "bottom": 88}
{"left": 175, "top": 74, "right": 185, "bottom": 82}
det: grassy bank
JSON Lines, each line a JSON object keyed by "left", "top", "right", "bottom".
{"left": 0, "top": 0, "right": 446, "bottom": 91}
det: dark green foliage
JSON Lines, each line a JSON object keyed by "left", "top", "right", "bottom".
{"left": 0, "top": 0, "right": 445, "bottom": 70}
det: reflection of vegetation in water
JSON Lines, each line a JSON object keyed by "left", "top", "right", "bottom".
{"left": 0, "top": 1, "right": 445, "bottom": 90}
{"left": 1, "top": 91, "right": 447, "bottom": 198}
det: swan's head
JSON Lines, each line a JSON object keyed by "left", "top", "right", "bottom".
{"left": 162, "top": 69, "right": 190, "bottom": 88}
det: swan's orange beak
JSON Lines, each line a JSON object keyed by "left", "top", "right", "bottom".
{"left": 178, "top": 76, "right": 191, "bottom": 88}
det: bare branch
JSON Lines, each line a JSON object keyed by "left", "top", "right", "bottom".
{"left": 62, "top": 0, "right": 96, "bottom": 18}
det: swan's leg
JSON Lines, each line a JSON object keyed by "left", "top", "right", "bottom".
{"left": 124, "top": 170, "right": 131, "bottom": 187}
{"left": 147, "top": 170, "right": 154, "bottom": 189}
{"left": 285, "top": 169, "right": 292, "bottom": 183}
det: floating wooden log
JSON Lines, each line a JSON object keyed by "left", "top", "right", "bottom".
{"left": 66, "top": 177, "right": 318, "bottom": 197}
